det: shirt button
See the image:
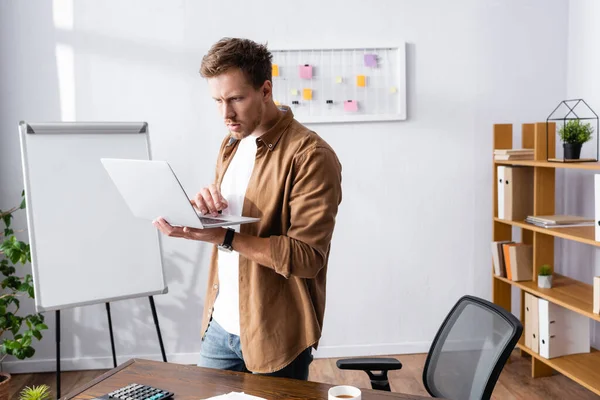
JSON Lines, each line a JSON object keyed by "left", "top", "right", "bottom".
{"left": 268, "top": 144, "right": 273, "bottom": 148}
{"left": 213, "top": 284, "right": 218, "bottom": 290}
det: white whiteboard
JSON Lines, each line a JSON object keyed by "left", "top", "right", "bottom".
{"left": 18, "top": 122, "right": 168, "bottom": 312}
{"left": 271, "top": 44, "right": 406, "bottom": 123}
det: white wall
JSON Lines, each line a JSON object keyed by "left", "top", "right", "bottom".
{"left": 557, "top": 0, "right": 600, "bottom": 348}
{"left": 0, "top": 0, "right": 570, "bottom": 373}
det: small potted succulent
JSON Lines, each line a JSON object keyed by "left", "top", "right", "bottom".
{"left": 19, "top": 385, "right": 51, "bottom": 400}
{"left": 538, "top": 264, "right": 553, "bottom": 289}
{"left": 558, "top": 119, "right": 594, "bottom": 159}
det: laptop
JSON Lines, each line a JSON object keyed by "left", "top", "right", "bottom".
{"left": 100, "top": 158, "right": 260, "bottom": 229}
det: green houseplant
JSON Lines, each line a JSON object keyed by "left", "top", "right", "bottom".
{"left": 558, "top": 119, "right": 594, "bottom": 159}
{"left": 19, "top": 384, "right": 51, "bottom": 400}
{"left": 0, "top": 192, "right": 48, "bottom": 399}
{"left": 538, "top": 264, "right": 553, "bottom": 289}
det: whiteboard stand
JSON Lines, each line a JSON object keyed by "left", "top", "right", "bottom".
{"left": 18, "top": 122, "right": 169, "bottom": 398}
{"left": 54, "top": 297, "right": 167, "bottom": 397}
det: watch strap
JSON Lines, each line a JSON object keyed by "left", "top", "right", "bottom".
{"left": 221, "top": 228, "right": 235, "bottom": 248}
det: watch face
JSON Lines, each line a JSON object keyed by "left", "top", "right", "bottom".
{"left": 218, "top": 245, "right": 233, "bottom": 253}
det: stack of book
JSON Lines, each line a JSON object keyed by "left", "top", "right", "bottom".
{"left": 525, "top": 215, "right": 594, "bottom": 228}
{"left": 491, "top": 241, "right": 532, "bottom": 281}
{"left": 494, "top": 149, "right": 534, "bottom": 161}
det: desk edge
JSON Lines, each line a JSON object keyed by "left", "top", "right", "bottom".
{"left": 61, "top": 358, "right": 137, "bottom": 399}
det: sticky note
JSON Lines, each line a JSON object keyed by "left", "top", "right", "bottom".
{"left": 335, "top": 76, "right": 343, "bottom": 84}
{"left": 390, "top": 86, "right": 397, "bottom": 94}
{"left": 274, "top": 100, "right": 281, "bottom": 106}
{"left": 364, "top": 54, "right": 377, "bottom": 67}
{"left": 272, "top": 64, "right": 279, "bottom": 77}
{"left": 303, "top": 89, "right": 313, "bottom": 101}
{"left": 356, "top": 75, "right": 366, "bottom": 87}
{"left": 291, "top": 89, "right": 299, "bottom": 95}
{"left": 344, "top": 100, "right": 358, "bottom": 112}
{"left": 299, "top": 64, "right": 313, "bottom": 79}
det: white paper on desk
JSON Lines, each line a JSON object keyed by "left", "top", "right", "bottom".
{"left": 204, "top": 392, "right": 266, "bottom": 400}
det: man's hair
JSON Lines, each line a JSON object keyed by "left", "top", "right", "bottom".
{"left": 200, "top": 38, "right": 273, "bottom": 89}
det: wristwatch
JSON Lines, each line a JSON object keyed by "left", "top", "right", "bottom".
{"left": 218, "top": 228, "right": 235, "bottom": 253}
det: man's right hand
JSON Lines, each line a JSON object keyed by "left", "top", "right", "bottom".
{"left": 191, "top": 184, "right": 228, "bottom": 217}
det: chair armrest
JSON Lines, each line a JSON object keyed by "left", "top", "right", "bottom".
{"left": 336, "top": 357, "right": 403, "bottom": 371}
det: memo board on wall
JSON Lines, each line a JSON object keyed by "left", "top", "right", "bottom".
{"left": 270, "top": 44, "right": 406, "bottom": 123}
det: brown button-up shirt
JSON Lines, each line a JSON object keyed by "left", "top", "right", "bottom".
{"left": 200, "top": 106, "right": 342, "bottom": 373}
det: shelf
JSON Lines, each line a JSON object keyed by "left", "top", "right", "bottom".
{"left": 494, "top": 274, "right": 600, "bottom": 323}
{"left": 495, "top": 159, "right": 600, "bottom": 170}
{"left": 494, "top": 218, "right": 599, "bottom": 247}
{"left": 517, "top": 338, "right": 600, "bottom": 395}
{"left": 492, "top": 122, "right": 599, "bottom": 395}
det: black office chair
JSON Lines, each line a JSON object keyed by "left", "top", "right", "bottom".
{"left": 336, "top": 295, "right": 523, "bottom": 400}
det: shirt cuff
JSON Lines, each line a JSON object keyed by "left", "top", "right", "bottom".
{"left": 269, "top": 235, "right": 291, "bottom": 278}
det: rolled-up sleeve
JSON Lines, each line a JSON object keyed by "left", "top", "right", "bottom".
{"left": 269, "top": 145, "right": 342, "bottom": 278}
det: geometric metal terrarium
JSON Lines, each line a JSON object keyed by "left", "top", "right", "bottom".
{"left": 546, "top": 99, "right": 599, "bottom": 163}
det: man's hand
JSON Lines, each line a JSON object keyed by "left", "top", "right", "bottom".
{"left": 192, "top": 184, "right": 228, "bottom": 217}
{"left": 153, "top": 217, "right": 225, "bottom": 244}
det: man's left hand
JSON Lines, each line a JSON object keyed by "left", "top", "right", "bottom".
{"left": 153, "top": 217, "right": 224, "bottom": 244}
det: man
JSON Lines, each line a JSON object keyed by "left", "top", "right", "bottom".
{"left": 153, "top": 37, "right": 342, "bottom": 380}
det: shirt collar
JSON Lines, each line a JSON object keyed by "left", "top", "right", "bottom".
{"left": 226, "top": 106, "right": 294, "bottom": 151}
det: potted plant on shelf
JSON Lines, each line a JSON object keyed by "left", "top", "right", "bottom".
{"left": 0, "top": 192, "right": 48, "bottom": 400}
{"left": 538, "top": 264, "right": 553, "bottom": 289}
{"left": 558, "top": 119, "right": 594, "bottom": 160}
{"left": 19, "top": 385, "right": 51, "bottom": 400}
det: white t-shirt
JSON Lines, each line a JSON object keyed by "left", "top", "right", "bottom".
{"left": 211, "top": 136, "right": 257, "bottom": 336}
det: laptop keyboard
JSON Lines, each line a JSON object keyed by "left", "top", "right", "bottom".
{"left": 199, "top": 217, "right": 226, "bottom": 224}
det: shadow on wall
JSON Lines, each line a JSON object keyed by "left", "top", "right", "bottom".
{"left": 1, "top": 1, "right": 215, "bottom": 370}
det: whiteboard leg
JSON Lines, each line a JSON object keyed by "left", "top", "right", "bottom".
{"left": 56, "top": 309, "right": 61, "bottom": 399}
{"left": 106, "top": 303, "right": 117, "bottom": 368}
{"left": 149, "top": 296, "right": 167, "bottom": 362}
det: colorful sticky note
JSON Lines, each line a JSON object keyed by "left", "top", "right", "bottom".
{"left": 344, "top": 100, "right": 358, "bottom": 112}
{"left": 272, "top": 64, "right": 279, "bottom": 77}
{"left": 356, "top": 75, "right": 366, "bottom": 87}
{"left": 291, "top": 89, "right": 299, "bottom": 95}
{"left": 390, "top": 86, "right": 397, "bottom": 94}
{"left": 299, "top": 64, "right": 313, "bottom": 79}
{"left": 364, "top": 54, "right": 377, "bottom": 67}
{"left": 303, "top": 88, "right": 313, "bottom": 101}
{"left": 335, "top": 76, "right": 343, "bottom": 84}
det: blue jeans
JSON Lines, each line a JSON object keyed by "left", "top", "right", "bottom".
{"left": 198, "top": 319, "right": 313, "bottom": 380}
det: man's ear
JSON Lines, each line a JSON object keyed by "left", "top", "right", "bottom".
{"left": 262, "top": 80, "right": 273, "bottom": 102}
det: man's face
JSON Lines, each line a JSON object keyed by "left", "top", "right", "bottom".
{"left": 208, "top": 68, "right": 269, "bottom": 139}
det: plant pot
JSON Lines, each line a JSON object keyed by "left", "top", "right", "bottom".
{"left": 563, "top": 143, "right": 582, "bottom": 159}
{"left": 0, "top": 372, "right": 11, "bottom": 400}
{"left": 538, "top": 275, "right": 553, "bottom": 289}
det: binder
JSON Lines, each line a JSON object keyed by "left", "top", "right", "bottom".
{"left": 491, "top": 240, "right": 512, "bottom": 277}
{"left": 508, "top": 244, "right": 533, "bottom": 281}
{"left": 538, "top": 299, "right": 590, "bottom": 359}
{"left": 524, "top": 293, "right": 532, "bottom": 349}
{"left": 504, "top": 166, "right": 534, "bottom": 221}
{"left": 497, "top": 166, "right": 506, "bottom": 219}
{"left": 596, "top": 175, "right": 600, "bottom": 241}
{"left": 501, "top": 243, "right": 515, "bottom": 280}
{"left": 594, "top": 276, "right": 600, "bottom": 315}
{"left": 530, "top": 293, "right": 539, "bottom": 353}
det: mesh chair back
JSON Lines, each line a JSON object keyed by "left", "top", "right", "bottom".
{"left": 423, "top": 295, "right": 522, "bottom": 400}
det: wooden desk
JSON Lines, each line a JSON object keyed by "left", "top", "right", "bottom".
{"left": 63, "top": 359, "right": 431, "bottom": 400}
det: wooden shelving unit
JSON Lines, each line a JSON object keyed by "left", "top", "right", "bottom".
{"left": 492, "top": 122, "right": 600, "bottom": 396}
{"left": 517, "top": 338, "right": 600, "bottom": 395}
{"left": 494, "top": 218, "right": 598, "bottom": 247}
